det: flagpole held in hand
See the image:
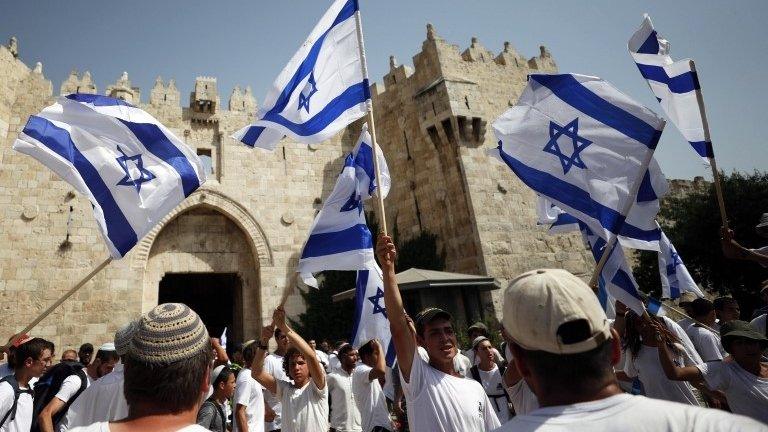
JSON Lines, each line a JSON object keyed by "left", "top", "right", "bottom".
{"left": 3, "top": 256, "right": 113, "bottom": 351}
{"left": 354, "top": 5, "right": 388, "bottom": 236}
{"left": 688, "top": 61, "right": 728, "bottom": 229}
{"left": 589, "top": 120, "right": 666, "bottom": 289}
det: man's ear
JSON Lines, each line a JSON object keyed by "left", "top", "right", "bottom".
{"left": 609, "top": 328, "right": 622, "bottom": 367}
{"left": 508, "top": 343, "right": 530, "bottom": 377}
{"left": 22, "top": 356, "right": 33, "bottom": 369}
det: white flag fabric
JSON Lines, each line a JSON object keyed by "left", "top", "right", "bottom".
{"left": 13, "top": 94, "right": 206, "bottom": 258}
{"left": 536, "top": 196, "right": 580, "bottom": 234}
{"left": 233, "top": 0, "right": 368, "bottom": 150}
{"left": 220, "top": 327, "right": 228, "bottom": 351}
{"left": 351, "top": 265, "right": 396, "bottom": 367}
{"left": 658, "top": 226, "right": 705, "bottom": 299}
{"left": 297, "top": 124, "right": 389, "bottom": 287}
{"left": 492, "top": 73, "right": 668, "bottom": 251}
{"left": 629, "top": 14, "right": 713, "bottom": 162}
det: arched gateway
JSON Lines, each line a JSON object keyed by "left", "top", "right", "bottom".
{"left": 132, "top": 189, "right": 273, "bottom": 343}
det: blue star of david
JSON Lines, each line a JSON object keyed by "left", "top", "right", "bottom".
{"left": 298, "top": 72, "right": 318, "bottom": 113}
{"left": 368, "top": 287, "right": 387, "bottom": 318}
{"left": 340, "top": 191, "right": 363, "bottom": 215}
{"left": 115, "top": 146, "right": 155, "bottom": 193}
{"left": 542, "top": 118, "right": 592, "bottom": 174}
{"left": 666, "top": 250, "right": 682, "bottom": 276}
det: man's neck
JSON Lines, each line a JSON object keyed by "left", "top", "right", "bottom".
{"left": 274, "top": 347, "right": 286, "bottom": 357}
{"left": 478, "top": 361, "right": 495, "bottom": 372}
{"left": 213, "top": 392, "right": 228, "bottom": 405}
{"left": 428, "top": 358, "right": 458, "bottom": 377}
{"left": 342, "top": 364, "right": 355, "bottom": 375}
{"left": 86, "top": 364, "right": 98, "bottom": 380}
{"left": 14, "top": 370, "right": 34, "bottom": 388}
{"left": 736, "top": 357, "right": 765, "bottom": 376}
{"left": 537, "top": 379, "right": 623, "bottom": 407}
{"left": 116, "top": 407, "right": 198, "bottom": 432}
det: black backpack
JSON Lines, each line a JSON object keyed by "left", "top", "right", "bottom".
{"left": 30, "top": 361, "right": 88, "bottom": 432}
{"left": 0, "top": 374, "right": 34, "bottom": 428}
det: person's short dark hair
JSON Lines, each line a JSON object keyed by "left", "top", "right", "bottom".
{"left": 123, "top": 348, "right": 213, "bottom": 413}
{"left": 274, "top": 328, "right": 284, "bottom": 339}
{"left": 514, "top": 338, "right": 614, "bottom": 396}
{"left": 338, "top": 344, "right": 354, "bottom": 357}
{"left": 242, "top": 343, "right": 258, "bottom": 365}
{"left": 358, "top": 340, "right": 374, "bottom": 360}
{"left": 95, "top": 349, "right": 120, "bottom": 364}
{"left": 691, "top": 298, "right": 714, "bottom": 318}
{"left": 713, "top": 297, "right": 738, "bottom": 311}
{"left": 213, "top": 366, "right": 235, "bottom": 389}
{"left": 15, "top": 338, "right": 52, "bottom": 369}
{"left": 78, "top": 343, "right": 93, "bottom": 354}
{"left": 282, "top": 346, "right": 304, "bottom": 376}
{"left": 414, "top": 307, "right": 453, "bottom": 337}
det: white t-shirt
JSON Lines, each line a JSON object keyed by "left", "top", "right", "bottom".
{"left": 56, "top": 373, "right": 92, "bottom": 431}
{"left": 275, "top": 379, "right": 329, "bottom": 432}
{"left": 751, "top": 314, "right": 767, "bottom": 337}
{"left": 69, "top": 422, "right": 210, "bottom": 432}
{"left": 402, "top": 346, "right": 500, "bottom": 432}
{"left": 685, "top": 324, "right": 726, "bottom": 361}
{"left": 676, "top": 317, "right": 695, "bottom": 331}
{"left": 0, "top": 379, "right": 33, "bottom": 432}
{"left": 232, "top": 368, "right": 265, "bottom": 432}
{"left": 329, "top": 354, "right": 341, "bottom": 374}
{"left": 351, "top": 364, "right": 393, "bottom": 432}
{"left": 505, "top": 378, "right": 538, "bottom": 416}
{"left": 381, "top": 367, "right": 394, "bottom": 401}
{"left": 315, "top": 350, "right": 329, "bottom": 367}
{"left": 327, "top": 369, "right": 361, "bottom": 432}
{"left": 662, "top": 316, "right": 703, "bottom": 365}
{"left": 697, "top": 361, "right": 768, "bottom": 424}
{"left": 263, "top": 354, "right": 287, "bottom": 431}
{"left": 65, "top": 364, "right": 127, "bottom": 428}
{"left": 491, "top": 393, "right": 764, "bottom": 432}
{"left": 476, "top": 365, "right": 511, "bottom": 424}
{"left": 453, "top": 353, "right": 472, "bottom": 378}
{"left": 623, "top": 344, "right": 700, "bottom": 406}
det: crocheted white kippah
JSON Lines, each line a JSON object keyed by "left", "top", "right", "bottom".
{"left": 129, "top": 303, "right": 210, "bottom": 364}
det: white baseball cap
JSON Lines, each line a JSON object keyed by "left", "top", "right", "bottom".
{"left": 502, "top": 269, "right": 612, "bottom": 354}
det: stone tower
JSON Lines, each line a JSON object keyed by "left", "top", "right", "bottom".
{"left": 366, "top": 24, "right": 592, "bottom": 315}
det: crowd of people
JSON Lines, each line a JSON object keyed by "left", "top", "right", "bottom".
{"left": 0, "top": 233, "right": 766, "bottom": 431}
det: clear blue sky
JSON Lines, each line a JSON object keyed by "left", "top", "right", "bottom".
{"left": 2, "top": 0, "right": 766, "bottom": 180}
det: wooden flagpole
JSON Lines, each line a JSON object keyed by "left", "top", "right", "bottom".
{"left": 354, "top": 4, "right": 388, "bottom": 236}
{"left": 589, "top": 120, "right": 666, "bottom": 290}
{"left": 3, "top": 257, "right": 113, "bottom": 351}
{"left": 688, "top": 60, "right": 728, "bottom": 229}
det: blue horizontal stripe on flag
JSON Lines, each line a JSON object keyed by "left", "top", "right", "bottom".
{"left": 116, "top": 119, "right": 200, "bottom": 197}
{"left": 637, "top": 171, "right": 658, "bottom": 203}
{"left": 301, "top": 223, "right": 373, "bottom": 259}
{"left": 636, "top": 30, "right": 660, "bottom": 55}
{"left": 647, "top": 297, "right": 663, "bottom": 315}
{"left": 349, "top": 269, "right": 368, "bottom": 346}
{"left": 498, "top": 145, "right": 660, "bottom": 243}
{"left": 553, "top": 212, "right": 579, "bottom": 227}
{"left": 262, "top": 80, "right": 370, "bottom": 137}
{"left": 241, "top": 125, "right": 266, "bottom": 148}
{"left": 635, "top": 64, "right": 700, "bottom": 94}
{"left": 689, "top": 140, "right": 714, "bottom": 158}
{"left": 611, "top": 269, "right": 644, "bottom": 301}
{"left": 23, "top": 115, "right": 137, "bottom": 256}
{"left": 530, "top": 74, "right": 663, "bottom": 149}
{"left": 65, "top": 93, "right": 135, "bottom": 107}
{"left": 268, "top": 0, "right": 359, "bottom": 115}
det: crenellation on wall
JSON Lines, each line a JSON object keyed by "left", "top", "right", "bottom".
{"left": 60, "top": 70, "right": 97, "bottom": 96}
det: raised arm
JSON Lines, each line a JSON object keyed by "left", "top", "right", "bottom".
{"left": 211, "top": 337, "right": 229, "bottom": 368}
{"left": 653, "top": 323, "right": 703, "bottom": 382}
{"left": 274, "top": 306, "right": 326, "bottom": 390}
{"left": 368, "top": 339, "right": 387, "bottom": 383}
{"left": 376, "top": 234, "right": 416, "bottom": 382}
{"left": 252, "top": 324, "right": 277, "bottom": 394}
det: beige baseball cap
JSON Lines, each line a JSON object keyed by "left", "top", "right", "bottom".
{"left": 502, "top": 269, "right": 612, "bottom": 354}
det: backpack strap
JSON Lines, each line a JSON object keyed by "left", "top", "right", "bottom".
{"left": 0, "top": 375, "right": 32, "bottom": 428}
{"left": 203, "top": 398, "right": 226, "bottom": 432}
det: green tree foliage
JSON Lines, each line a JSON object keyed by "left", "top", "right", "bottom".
{"left": 634, "top": 171, "right": 768, "bottom": 317}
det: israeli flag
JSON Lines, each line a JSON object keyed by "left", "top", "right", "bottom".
{"left": 580, "top": 222, "right": 645, "bottom": 316}
{"left": 537, "top": 196, "right": 580, "bottom": 234}
{"left": 492, "top": 73, "right": 668, "bottom": 251}
{"left": 13, "top": 94, "right": 205, "bottom": 259}
{"left": 647, "top": 297, "right": 667, "bottom": 317}
{"left": 658, "top": 227, "right": 705, "bottom": 299}
{"left": 233, "top": 0, "right": 368, "bottom": 150}
{"left": 351, "top": 265, "right": 396, "bottom": 367}
{"left": 629, "top": 14, "right": 714, "bottom": 162}
{"left": 297, "top": 124, "right": 389, "bottom": 287}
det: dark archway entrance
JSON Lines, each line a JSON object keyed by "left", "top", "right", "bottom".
{"left": 158, "top": 272, "right": 242, "bottom": 342}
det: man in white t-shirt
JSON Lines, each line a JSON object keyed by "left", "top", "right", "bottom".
{"left": 493, "top": 268, "right": 763, "bottom": 432}
{"left": 675, "top": 292, "right": 698, "bottom": 331}
{"left": 352, "top": 340, "right": 393, "bottom": 432}
{"left": 69, "top": 303, "right": 214, "bottom": 432}
{"left": 41, "top": 344, "right": 119, "bottom": 432}
{"left": 468, "top": 337, "right": 512, "bottom": 423}
{"left": 66, "top": 321, "right": 140, "bottom": 428}
{"left": 463, "top": 323, "right": 504, "bottom": 366}
{"left": 655, "top": 319, "right": 768, "bottom": 424}
{"left": 252, "top": 307, "right": 329, "bottom": 432}
{"left": 327, "top": 344, "right": 361, "bottom": 432}
{"left": 0, "top": 337, "right": 53, "bottom": 432}
{"left": 262, "top": 328, "right": 289, "bottom": 432}
{"left": 375, "top": 235, "right": 500, "bottom": 432}
{"left": 685, "top": 298, "right": 726, "bottom": 361}
{"left": 751, "top": 314, "right": 767, "bottom": 337}
{"left": 233, "top": 343, "right": 264, "bottom": 432}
